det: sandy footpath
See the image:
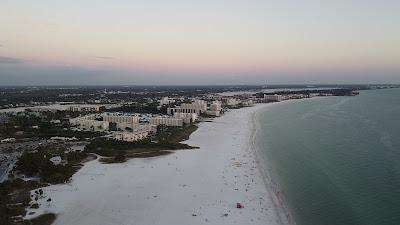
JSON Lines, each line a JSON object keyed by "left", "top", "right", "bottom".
{"left": 25, "top": 104, "right": 289, "bottom": 225}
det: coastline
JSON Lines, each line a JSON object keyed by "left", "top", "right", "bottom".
{"left": 249, "top": 98, "right": 330, "bottom": 225}
{"left": 250, "top": 101, "right": 307, "bottom": 225}
{"left": 24, "top": 104, "right": 293, "bottom": 225}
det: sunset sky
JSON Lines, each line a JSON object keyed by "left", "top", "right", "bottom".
{"left": 1, "top": 0, "right": 399, "bottom": 85}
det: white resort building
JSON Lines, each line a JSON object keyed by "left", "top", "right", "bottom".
{"left": 206, "top": 101, "right": 222, "bottom": 116}
{"left": 77, "top": 120, "right": 109, "bottom": 132}
{"left": 264, "top": 94, "right": 283, "bottom": 102}
{"left": 69, "top": 115, "right": 95, "bottom": 125}
{"left": 69, "top": 115, "right": 109, "bottom": 132}
{"left": 210, "top": 101, "right": 221, "bottom": 111}
{"left": 67, "top": 105, "right": 101, "bottom": 112}
{"left": 150, "top": 116, "right": 183, "bottom": 127}
{"left": 69, "top": 111, "right": 191, "bottom": 142}
{"left": 103, "top": 114, "right": 139, "bottom": 123}
{"left": 173, "top": 112, "right": 197, "bottom": 124}
{"left": 167, "top": 100, "right": 207, "bottom": 115}
{"left": 116, "top": 122, "right": 157, "bottom": 133}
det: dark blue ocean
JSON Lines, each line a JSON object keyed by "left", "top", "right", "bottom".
{"left": 257, "top": 88, "right": 400, "bottom": 225}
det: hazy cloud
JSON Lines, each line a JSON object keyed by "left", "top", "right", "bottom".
{"left": 96, "top": 56, "right": 114, "bottom": 60}
{"left": 0, "top": 62, "right": 399, "bottom": 85}
{"left": 0, "top": 64, "right": 116, "bottom": 86}
{"left": 0, "top": 56, "right": 25, "bottom": 64}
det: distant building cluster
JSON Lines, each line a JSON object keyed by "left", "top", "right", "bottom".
{"left": 67, "top": 99, "right": 226, "bottom": 142}
{"left": 69, "top": 113, "right": 154, "bottom": 142}
{"left": 69, "top": 111, "right": 196, "bottom": 142}
{"left": 263, "top": 94, "right": 283, "bottom": 102}
{"left": 167, "top": 99, "right": 223, "bottom": 117}
{"left": 261, "top": 93, "right": 310, "bottom": 102}
{"left": 0, "top": 86, "right": 363, "bottom": 148}
{"left": 225, "top": 98, "right": 241, "bottom": 106}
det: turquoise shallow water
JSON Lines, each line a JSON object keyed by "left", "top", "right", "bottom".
{"left": 257, "top": 88, "right": 400, "bottom": 225}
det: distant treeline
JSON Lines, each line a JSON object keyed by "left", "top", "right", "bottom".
{"left": 0, "top": 85, "right": 262, "bottom": 107}
{"left": 258, "top": 88, "right": 360, "bottom": 97}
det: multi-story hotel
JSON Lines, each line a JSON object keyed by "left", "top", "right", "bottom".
{"left": 167, "top": 100, "right": 207, "bottom": 115}
{"left": 210, "top": 101, "right": 222, "bottom": 112}
{"left": 173, "top": 112, "right": 197, "bottom": 124}
{"left": 76, "top": 120, "right": 109, "bottom": 132}
{"left": 116, "top": 122, "right": 157, "bottom": 133}
{"left": 103, "top": 114, "right": 139, "bottom": 123}
{"left": 206, "top": 101, "right": 222, "bottom": 116}
{"left": 69, "top": 114, "right": 95, "bottom": 126}
{"left": 264, "top": 94, "right": 283, "bottom": 102}
{"left": 67, "top": 105, "right": 101, "bottom": 112}
{"left": 149, "top": 116, "right": 183, "bottom": 126}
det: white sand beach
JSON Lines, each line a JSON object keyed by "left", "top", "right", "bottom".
{"left": 25, "top": 104, "right": 291, "bottom": 225}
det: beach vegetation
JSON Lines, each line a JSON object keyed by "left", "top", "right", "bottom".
{"left": 85, "top": 125, "right": 198, "bottom": 163}
{"left": 16, "top": 145, "right": 87, "bottom": 184}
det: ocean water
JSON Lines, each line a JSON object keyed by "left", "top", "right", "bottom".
{"left": 257, "top": 88, "right": 400, "bottom": 225}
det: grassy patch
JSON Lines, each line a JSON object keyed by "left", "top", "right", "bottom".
{"left": 30, "top": 213, "right": 56, "bottom": 225}
{"left": 0, "top": 145, "right": 92, "bottom": 225}
{"left": 166, "top": 125, "right": 198, "bottom": 143}
{"left": 0, "top": 179, "right": 45, "bottom": 225}
{"left": 99, "top": 150, "right": 172, "bottom": 163}
{"left": 16, "top": 145, "right": 87, "bottom": 184}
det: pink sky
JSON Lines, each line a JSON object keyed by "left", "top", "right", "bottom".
{"left": 1, "top": 0, "right": 399, "bottom": 84}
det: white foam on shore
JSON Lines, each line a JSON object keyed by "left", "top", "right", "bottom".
{"left": 25, "top": 104, "right": 291, "bottom": 225}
